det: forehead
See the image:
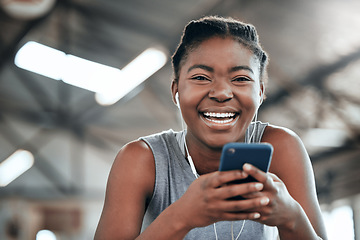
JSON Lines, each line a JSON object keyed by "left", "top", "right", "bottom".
{"left": 182, "top": 37, "right": 260, "bottom": 74}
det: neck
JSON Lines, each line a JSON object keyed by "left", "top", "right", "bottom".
{"left": 185, "top": 135, "right": 223, "bottom": 176}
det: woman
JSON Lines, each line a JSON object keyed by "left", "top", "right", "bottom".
{"left": 95, "top": 16, "right": 328, "bottom": 240}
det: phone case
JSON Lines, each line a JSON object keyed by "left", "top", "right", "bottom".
{"left": 219, "top": 142, "right": 273, "bottom": 184}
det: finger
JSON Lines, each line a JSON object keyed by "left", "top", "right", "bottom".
{"left": 215, "top": 181, "right": 264, "bottom": 200}
{"left": 268, "top": 172, "right": 282, "bottom": 183}
{"left": 241, "top": 191, "right": 264, "bottom": 199}
{"left": 221, "top": 196, "right": 270, "bottom": 213}
{"left": 210, "top": 170, "right": 249, "bottom": 188}
{"left": 242, "top": 163, "right": 269, "bottom": 183}
{"left": 221, "top": 211, "right": 261, "bottom": 221}
{"left": 242, "top": 167, "right": 284, "bottom": 199}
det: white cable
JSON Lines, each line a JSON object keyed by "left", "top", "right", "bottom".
{"left": 233, "top": 220, "right": 246, "bottom": 240}
{"left": 213, "top": 222, "right": 219, "bottom": 240}
{"left": 247, "top": 110, "right": 258, "bottom": 143}
{"left": 185, "top": 145, "right": 198, "bottom": 178}
{"left": 231, "top": 222, "right": 234, "bottom": 240}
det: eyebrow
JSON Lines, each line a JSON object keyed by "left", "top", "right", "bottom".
{"left": 187, "top": 64, "right": 254, "bottom": 74}
{"left": 230, "top": 66, "right": 254, "bottom": 74}
{"left": 187, "top": 64, "right": 213, "bottom": 73}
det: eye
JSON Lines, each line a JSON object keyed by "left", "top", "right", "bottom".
{"left": 231, "top": 76, "right": 252, "bottom": 83}
{"left": 191, "top": 75, "right": 210, "bottom": 81}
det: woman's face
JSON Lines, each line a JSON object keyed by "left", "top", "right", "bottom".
{"left": 172, "top": 37, "right": 263, "bottom": 149}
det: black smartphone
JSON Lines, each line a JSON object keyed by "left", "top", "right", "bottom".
{"left": 219, "top": 142, "right": 273, "bottom": 187}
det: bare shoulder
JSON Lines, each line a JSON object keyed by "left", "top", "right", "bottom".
{"left": 261, "top": 124, "right": 311, "bottom": 182}
{"left": 117, "top": 138, "right": 154, "bottom": 159}
{"left": 262, "top": 124, "right": 306, "bottom": 157}
{"left": 94, "top": 139, "right": 155, "bottom": 239}
{"left": 262, "top": 124, "right": 302, "bottom": 146}
{"left": 110, "top": 139, "right": 155, "bottom": 197}
{"left": 113, "top": 139, "right": 154, "bottom": 169}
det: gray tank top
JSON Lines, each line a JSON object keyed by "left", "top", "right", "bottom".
{"left": 140, "top": 122, "right": 278, "bottom": 239}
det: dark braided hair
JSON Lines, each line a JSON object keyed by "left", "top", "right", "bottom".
{"left": 172, "top": 16, "right": 269, "bottom": 85}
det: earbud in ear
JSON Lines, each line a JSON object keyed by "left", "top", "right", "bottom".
{"left": 175, "top": 92, "right": 180, "bottom": 109}
{"left": 259, "top": 90, "right": 264, "bottom": 105}
{"left": 175, "top": 92, "right": 179, "bottom": 103}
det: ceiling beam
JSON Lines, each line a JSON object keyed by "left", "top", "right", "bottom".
{"left": 13, "top": 68, "right": 56, "bottom": 112}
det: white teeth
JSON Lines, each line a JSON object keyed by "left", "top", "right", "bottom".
{"left": 207, "top": 118, "right": 233, "bottom": 124}
{"left": 203, "top": 112, "right": 235, "bottom": 118}
{"left": 201, "top": 112, "right": 238, "bottom": 125}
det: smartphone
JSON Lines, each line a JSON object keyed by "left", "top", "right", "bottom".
{"left": 219, "top": 142, "right": 273, "bottom": 185}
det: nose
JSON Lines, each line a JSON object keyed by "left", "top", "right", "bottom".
{"left": 208, "top": 81, "right": 233, "bottom": 102}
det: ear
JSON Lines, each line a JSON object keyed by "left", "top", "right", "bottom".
{"left": 171, "top": 80, "right": 179, "bottom": 105}
{"left": 259, "top": 82, "right": 265, "bottom": 105}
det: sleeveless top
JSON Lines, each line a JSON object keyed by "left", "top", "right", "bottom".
{"left": 140, "top": 122, "right": 279, "bottom": 239}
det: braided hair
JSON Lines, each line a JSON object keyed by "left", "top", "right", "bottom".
{"left": 172, "top": 16, "right": 269, "bottom": 85}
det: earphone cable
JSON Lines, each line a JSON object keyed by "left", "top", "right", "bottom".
{"left": 247, "top": 110, "right": 258, "bottom": 143}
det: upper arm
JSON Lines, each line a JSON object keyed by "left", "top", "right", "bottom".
{"left": 262, "top": 125, "right": 327, "bottom": 238}
{"left": 94, "top": 140, "right": 155, "bottom": 240}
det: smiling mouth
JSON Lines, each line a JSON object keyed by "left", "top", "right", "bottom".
{"left": 201, "top": 112, "right": 239, "bottom": 124}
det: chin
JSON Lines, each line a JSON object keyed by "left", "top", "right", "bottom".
{"left": 203, "top": 132, "right": 243, "bottom": 149}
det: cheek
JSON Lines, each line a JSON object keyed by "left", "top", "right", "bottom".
{"left": 250, "top": 84, "right": 262, "bottom": 107}
{"left": 180, "top": 92, "right": 201, "bottom": 116}
{"left": 178, "top": 82, "right": 208, "bottom": 106}
{"left": 236, "top": 89, "right": 259, "bottom": 109}
{"left": 176, "top": 87, "right": 198, "bottom": 114}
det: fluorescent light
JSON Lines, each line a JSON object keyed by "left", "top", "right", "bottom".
{"left": 36, "top": 230, "right": 57, "bottom": 240}
{"left": 62, "top": 54, "right": 122, "bottom": 93}
{"left": 95, "top": 47, "right": 167, "bottom": 105}
{"left": 15, "top": 41, "right": 168, "bottom": 105}
{"left": 0, "top": 149, "right": 34, "bottom": 187}
{"left": 15, "top": 41, "right": 66, "bottom": 80}
{"left": 0, "top": 0, "right": 56, "bottom": 20}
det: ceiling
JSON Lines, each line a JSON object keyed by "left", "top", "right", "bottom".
{"left": 0, "top": 0, "right": 360, "bottom": 203}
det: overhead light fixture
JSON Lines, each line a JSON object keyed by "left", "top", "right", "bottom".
{"left": 62, "top": 54, "right": 122, "bottom": 94}
{"left": 36, "top": 229, "right": 57, "bottom": 240}
{"left": 14, "top": 41, "right": 167, "bottom": 105}
{"left": 15, "top": 41, "right": 65, "bottom": 80}
{"left": 95, "top": 47, "right": 167, "bottom": 105}
{"left": 0, "top": 0, "right": 56, "bottom": 20}
{"left": 0, "top": 149, "right": 34, "bottom": 187}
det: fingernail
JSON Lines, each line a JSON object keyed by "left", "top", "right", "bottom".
{"left": 260, "top": 197, "right": 269, "bottom": 205}
{"left": 255, "top": 183, "right": 263, "bottom": 190}
{"left": 241, "top": 171, "right": 248, "bottom": 177}
{"left": 253, "top": 213, "right": 261, "bottom": 219}
{"left": 243, "top": 163, "right": 251, "bottom": 170}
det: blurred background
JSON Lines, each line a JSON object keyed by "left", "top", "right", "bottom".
{"left": 0, "top": 0, "right": 359, "bottom": 239}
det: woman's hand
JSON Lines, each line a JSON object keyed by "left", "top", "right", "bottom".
{"left": 171, "top": 169, "right": 271, "bottom": 230}
{"left": 241, "top": 163, "right": 299, "bottom": 228}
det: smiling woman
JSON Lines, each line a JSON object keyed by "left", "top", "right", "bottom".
{"left": 95, "top": 16, "right": 328, "bottom": 240}
{"left": 172, "top": 37, "right": 263, "bottom": 148}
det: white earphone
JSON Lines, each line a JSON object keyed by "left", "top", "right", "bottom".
{"left": 175, "top": 92, "right": 180, "bottom": 109}
{"left": 259, "top": 84, "right": 265, "bottom": 105}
